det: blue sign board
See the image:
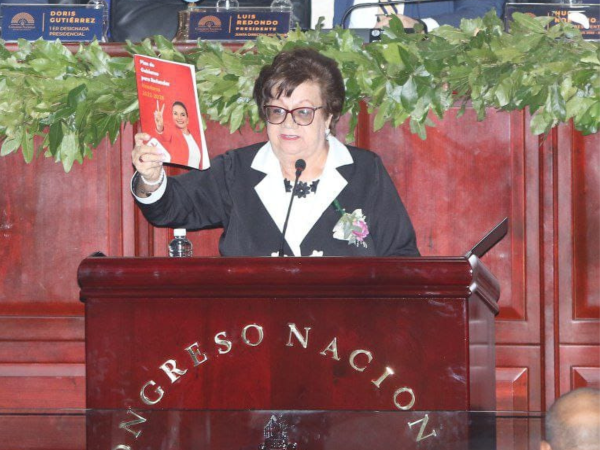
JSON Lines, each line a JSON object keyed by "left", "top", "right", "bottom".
{"left": 188, "top": 9, "right": 291, "bottom": 41}
{"left": 1, "top": 4, "right": 104, "bottom": 42}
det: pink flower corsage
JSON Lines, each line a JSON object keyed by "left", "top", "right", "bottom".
{"left": 332, "top": 200, "right": 370, "bottom": 248}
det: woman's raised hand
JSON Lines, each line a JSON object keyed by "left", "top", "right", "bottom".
{"left": 132, "top": 132, "right": 165, "bottom": 183}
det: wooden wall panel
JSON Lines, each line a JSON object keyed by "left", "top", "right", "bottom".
{"left": 0, "top": 317, "right": 85, "bottom": 408}
{"left": 496, "top": 345, "right": 542, "bottom": 412}
{"left": 494, "top": 111, "right": 541, "bottom": 345}
{"left": 572, "top": 366, "right": 600, "bottom": 390}
{"left": 118, "top": 123, "right": 138, "bottom": 258}
{"left": 0, "top": 342, "right": 83, "bottom": 363}
{"left": 360, "top": 108, "right": 512, "bottom": 259}
{"left": 0, "top": 135, "right": 122, "bottom": 315}
{"left": 559, "top": 345, "right": 600, "bottom": 396}
{"left": 0, "top": 131, "right": 117, "bottom": 408}
{"left": 540, "top": 127, "right": 559, "bottom": 410}
{"left": 0, "top": 415, "right": 85, "bottom": 449}
{"left": 496, "top": 367, "right": 529, "bottom": 411}
{"left": 557, "top": 128, "right": 600, "bottom": 344}
{"left": 571, "top": 130, "right": 600, "bottom": 322}
{"left": 0, "top": 364, "right": 85, "bottom": 408}
{"left": 0, "top": 317, "right": 83, "bottom": 340}
{"left": 539, "top": 124, "right": 600, "bottom": 409}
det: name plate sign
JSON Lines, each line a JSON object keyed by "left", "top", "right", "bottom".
{"left": 0, "top": 4, "right": 104, "bottom": 42}
{"left": 505, "top": 3, "right": 600, "bottom": 40}
{"left": 188, "top": 9, "right": 291, "bottom": 41}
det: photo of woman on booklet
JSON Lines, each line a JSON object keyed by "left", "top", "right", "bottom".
{"left": 153, "top": 100, "right": 203, "bottom": 169}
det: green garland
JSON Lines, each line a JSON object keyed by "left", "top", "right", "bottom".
{"left": 0, "top": 12, "right": 598, "bottom": 172}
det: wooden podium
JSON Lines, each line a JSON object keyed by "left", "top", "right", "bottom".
{"left": 79, "top": 254, "right": 501, "bottom": 448}
{"left": 79, "top": 255, "right": 500, "bottom": 413}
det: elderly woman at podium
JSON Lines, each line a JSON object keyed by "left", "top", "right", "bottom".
{"left": 131, "top": 47, "right": 419, "bottom": 257}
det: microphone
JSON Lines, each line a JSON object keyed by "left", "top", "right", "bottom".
{"left": 340, "top": 0, "right": 442, "bottom": 29}
{"left": 278, "top": 159, "right": 306, "bottom": 257}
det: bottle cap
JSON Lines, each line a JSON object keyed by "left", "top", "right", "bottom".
{"left": 174, "top": 228, "right": 187, "bottom": 237}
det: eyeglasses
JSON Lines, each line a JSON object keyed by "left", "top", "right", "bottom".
{"left": 264, "top": 105, "right": 324, "bottom": 126}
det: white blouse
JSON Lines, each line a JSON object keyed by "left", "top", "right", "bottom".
{"left": 251, "top": 136, "right": 353, "bottom": 256}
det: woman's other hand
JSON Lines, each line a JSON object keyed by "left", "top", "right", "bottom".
{"left": 132, "top": 132, "right": 165, "bottom": 184}
{"left": 376, "top": 13, "right": 418, "bottom": 29}
{"left": 154, "top": 101, "right": 165, "bottom": 133}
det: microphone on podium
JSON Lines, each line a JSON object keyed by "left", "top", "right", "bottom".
{"left": 278, "top": 159, "right": 306, "bottom": 257}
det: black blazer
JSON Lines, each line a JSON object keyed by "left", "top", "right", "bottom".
{"left": 138, "top": 142, "right": 420, "bottom": 257}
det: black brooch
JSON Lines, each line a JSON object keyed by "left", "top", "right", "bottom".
{"left": 284, "top": 179, "right": 320, "bottom": 198}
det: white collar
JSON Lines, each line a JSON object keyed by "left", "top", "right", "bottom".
{"left": 252, "top": 136, "right": 354, "bottom": 256}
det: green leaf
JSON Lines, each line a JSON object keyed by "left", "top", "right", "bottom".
{"left": 379, "top": 43, "right": 403, "bottom": 65}
{"left": 548, "top": 84, "right": 566, "bottom": 122}
{"left": 58, "top": 132, "right": 79, "bottom": 173}
{"left": 409, "top": 117, "right": 427, "bottom": 139}
{"left": 495, "top": 78, "right": 513, "bottom": 107}
{"left": 229, "top": 104, "right": 244, "bottom": 133}
{"left": 21, "top": 128, "right": 34, "bottom": 163}
{"left": 400, "top": 77, "right": 418, "bottom": 111}
{"left": 1, "top": 136, "right": 21, "bottom": 156}
{"left": 373, "top": 100, "right": 391, "bottom": 131}
{"left": 530, "top": 112, "right": 552, "bottom": 135}
{"left": 106, "top": 116, "right": 120, "bottom": 143}
{"left": 154, "top": 35, "right": 186, "bottom": 63}
{"left": 67, "top": 84, "right": 88, "bottom": 109}
{"left": 48, "top": 122, "right": 64, "bottom": 156}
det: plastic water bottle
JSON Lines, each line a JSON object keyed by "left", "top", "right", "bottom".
{"left": 216, "top": 0, "right": 239, "bottom": 11}
{"left": 169, "top": 229, "right": 193, "bottom": 257}
{"left": 270, "top": 0, "right": 293, "bottom": 10}
{"left": 87, "top": 0, "right": 109, "bottom": 42}
{"left": 270, "top": 0, "right": 295, "bottom": 29}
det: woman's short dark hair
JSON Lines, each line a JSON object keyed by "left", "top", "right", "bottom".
{"left": 253, "top": 47, "right": 345, "bottom": 135}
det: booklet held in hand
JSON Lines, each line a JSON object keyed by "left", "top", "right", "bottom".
{"left": 134, "top": 55, "right": 210, "bottom": 170}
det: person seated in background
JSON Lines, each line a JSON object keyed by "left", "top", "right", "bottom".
{"left": 110, "top": 0, "right": 311, "bottom": 42}
{"left": 541, "top": 387, "right": 600, "bottom": 450}
{"left": 331, "top": 0, "right": 506, "bottom": 32}
{"left": 131, "top": 47, "right": 420, "bottom": 257}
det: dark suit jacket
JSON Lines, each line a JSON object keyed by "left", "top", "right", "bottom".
{"left": 111, "top": 0, "right": 311, "bottom": 42}
{"left": 137, "top": 142, "right": 420, "bottom": 257}
{"left": 334, "top": 0, "right": 507, "bottom": 28}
